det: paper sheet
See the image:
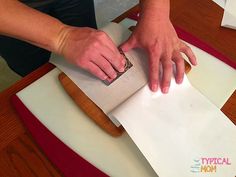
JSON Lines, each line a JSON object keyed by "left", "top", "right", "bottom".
{"left": 221, "top": 0, "right": 236, "bottom": 30}
{"left": 50, "top": 23, "right": 148, "bottom": 115}
{"left": 213, "top": 0, "right": 226, "bottom": 9}
{"left": 111, "top": 76, "right": 236, "bottom": 177}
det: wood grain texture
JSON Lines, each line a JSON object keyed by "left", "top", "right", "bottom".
{"left": 0, "top": 0, "right": 236, "bottom": 176}
{"left": 126, "top": 0, "right": 236, "bottom": 67}
{"left": 0, "top": 64, "right": 55, "bottom": 150}
{"left": 171, "top": 0, "right": 236, "bottom": 66}
{"left": 0, "top": 63, "right": 61, "bottom": 177}
{"left": 222, "top": 90, "right": 236, "bottom": 125}
{"left": 0, "top": 133, "right": 62, "bottom": 177}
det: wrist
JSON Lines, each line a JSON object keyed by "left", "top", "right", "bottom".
{"left": 139, "top": 0, "right": 170, "bottom": 22}
{"left": 51, "top": 24, "right": 72, "bottom": 55}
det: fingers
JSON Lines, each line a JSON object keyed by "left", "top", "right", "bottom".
{"left": 84, "top": 62, "right": 108, "bottom": 81}
{"left": 95, "top": 31, "right": 125, "bottom": 72}
{"left": 62, "top": 28, "right": 127, "bottom": 82}
{"left": 100, "top": 44, "right": 125, "bottom": 73}
{"left": 180, "top": 43, "right": 197, "bottom": 66}
{"left": 146, "top": 44, "right": 195, "bottom": 94}
{"left": 92, "top": 55, "right": 117, "bottom": 80}
{"left": 161, "top": 59, "right": 173, "bottom": 94}
{"left": 120, "top": 35, "right": 137, "bottom": 52}
{"left": 172, "top": 52, "right": 185, "bottom": 84}
{"left": 148, "top": 50, "right": 160, "bottom": 92}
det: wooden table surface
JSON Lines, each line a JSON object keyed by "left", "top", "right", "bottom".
{"left": 0, "top": 0, "right": 235, "bottom": 176}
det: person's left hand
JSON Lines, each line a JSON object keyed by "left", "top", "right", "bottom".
{"left": 120, "top": 18, "right": 197, "bottom": 93}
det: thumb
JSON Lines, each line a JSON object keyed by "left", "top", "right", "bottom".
{"left": 120, "top": 36, "right": 137, "bottom": 52}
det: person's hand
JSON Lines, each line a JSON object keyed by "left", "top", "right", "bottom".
{"left": 120, "top": 19, "right": 197, "bottom": 93}
{"left": 56, "top": 26, "right": 125, "bottom": 81}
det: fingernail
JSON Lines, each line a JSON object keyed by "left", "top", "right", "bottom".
{"left": 121, "top": 58, "right": 126, "bottom": 65}
{"left": 118, "top": 66, "right": 125, "bottom": 72}
{"left": 177, "top": 78, "right": 183, "bottom": 84}
{"left": 106, "top": 77, "right": 113, "bottom": 82}
{"left": 162, "top": 87, "right": 169, "bottom": 94}
{"left": 103, "top": 75, "right": 108, "bottom": 80}
{"left": 151, "top": 84, "right": 158, "bottom": 92}
{"left": 112, "top": 73, "right": 117, "bottom": 79}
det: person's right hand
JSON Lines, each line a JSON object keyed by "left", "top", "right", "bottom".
{"left": 56, "top": 26, "right": 125, "bottom": 81}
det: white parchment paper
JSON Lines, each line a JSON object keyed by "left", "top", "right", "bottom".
{"left": 111, "top": 76, "right": 236, "bottom": 177}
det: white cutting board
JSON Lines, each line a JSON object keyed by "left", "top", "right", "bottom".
{"left": 17, "top": 21, "right": 236, "bottom": 177}
{"left": 17, "top": 68, "right": 157, "bottom": 177}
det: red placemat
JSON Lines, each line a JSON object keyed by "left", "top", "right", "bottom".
{"left": 128, "top": 13, "right": 236, "bottom": 70}
{"left": 11, "top": 94, "right": 109, "bottom": 177}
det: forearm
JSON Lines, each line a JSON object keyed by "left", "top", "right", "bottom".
{"left": 139, "top": 0, "right": 170, "bottom": 23}
{"left": 0, "top": 0, "right": 66, "bottom": 52}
